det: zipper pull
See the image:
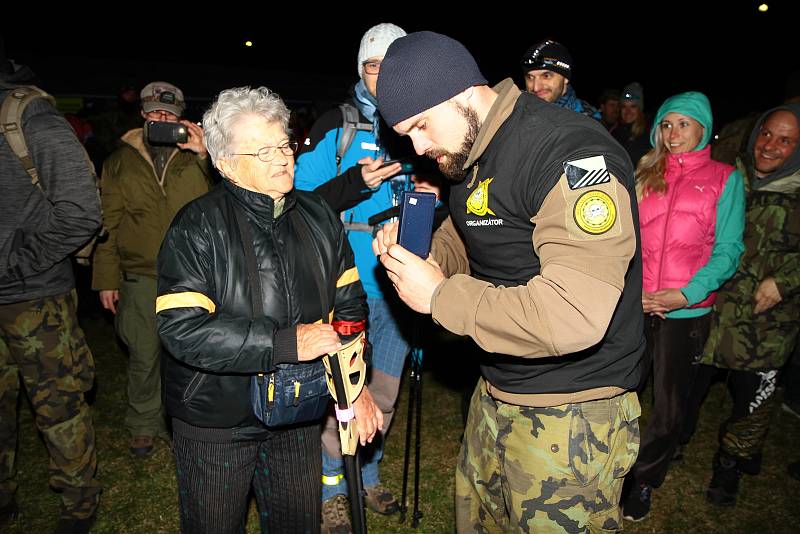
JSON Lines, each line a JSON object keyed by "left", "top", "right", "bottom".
{"left": 267, "top": 375, "right": 275, "bottom": 405}
{"left": 293, "top": 381, "right": 301, "bottom": 407}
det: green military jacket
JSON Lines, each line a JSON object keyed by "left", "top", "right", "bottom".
{"left": 701, "top": 160, "right": 800, "bottom": 371}
{"left": 92, "top": 128, "right": 211, "bottom": 289}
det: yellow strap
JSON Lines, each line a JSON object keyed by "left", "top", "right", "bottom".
{"left": 294, "top": 381, "right": 301, "bottom": 399}
{"left": 155, "top": 292, "right": 216, "bottom": 314}
{"left": 336, "top": 267, "right": 360, "bottom": 288}
{"left": 322, "top": 474, "right": 344, "bottom": 486}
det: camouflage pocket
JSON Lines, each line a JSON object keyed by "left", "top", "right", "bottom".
{"left": 515, "top": 405, "right": 576, "bottom": 484}
{"left": 569, "top": 402, "right": 612, "bottom": 486}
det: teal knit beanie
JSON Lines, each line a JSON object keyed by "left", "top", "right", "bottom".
{"left": 650, "top": 91, "right": 713, "bottom": 150}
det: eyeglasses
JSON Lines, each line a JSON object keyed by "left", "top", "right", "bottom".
{"left": 362, "top": 61, "right": 381, "bottom": 75}
{"left": 145, "top": 110, "right": 179, "bottom": 121}
{"left": 232, "top": 141, "right": 299, "bottom": 162}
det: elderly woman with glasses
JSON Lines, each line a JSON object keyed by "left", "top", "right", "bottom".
{"left": 155, "top": 86, "right": 383, "bottom": 533}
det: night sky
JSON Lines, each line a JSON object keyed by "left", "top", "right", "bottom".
{"left": 5, "top": 2, "right": 798, "bottom": 128}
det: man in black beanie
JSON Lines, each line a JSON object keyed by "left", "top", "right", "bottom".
{"left": 373, "top": 31, "right": 644, "bottom": 532}
{"left": 520, "top": 39, "right": 600, "bottom": 119}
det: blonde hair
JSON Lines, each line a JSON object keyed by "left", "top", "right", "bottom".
{"left": 635, "top": 126, "right": 668, "bottom": 200}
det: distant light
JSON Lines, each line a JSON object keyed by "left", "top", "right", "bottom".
{"left": 245, "top": 41, "right": 253, "bottom": 47}
{"left": 758, "top": 3, "right": 768, "bottom": 12}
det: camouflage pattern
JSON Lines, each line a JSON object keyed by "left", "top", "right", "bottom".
{"left": 456, "top": 379, "right": 640, "bottom": 533}
{"left": 720, "top": 370, "right": 779, "bottom": 462}
{"left": 701, "top": 165, "right": 800, "bottom": 371}
{"left": 0, "top": 290, "right": 101, "bottom": 519}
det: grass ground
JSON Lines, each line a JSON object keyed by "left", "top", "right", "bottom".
{"left": 5, "top": 314, "right": 800, "bottom": 533}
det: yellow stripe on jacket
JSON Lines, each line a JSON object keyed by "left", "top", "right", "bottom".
{"left": 155, "top": 292, "right": 216, "bottom": 314}
{"left": 336, "top": 267, "right": 360, "bottom": 288}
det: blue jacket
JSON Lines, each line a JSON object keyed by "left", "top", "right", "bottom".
{"left": 294, "top": 101, "right": 404, "bottom": 299}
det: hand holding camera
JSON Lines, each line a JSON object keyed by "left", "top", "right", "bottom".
{"left": 177, "top": 120, "right": 207, "bottom": 158}
{"left": 146, "top": 120, "right": 207, "bottom": 158}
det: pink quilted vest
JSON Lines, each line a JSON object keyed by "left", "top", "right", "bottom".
{"left": 638, "top": 146, "right": 733, "bottom": 308}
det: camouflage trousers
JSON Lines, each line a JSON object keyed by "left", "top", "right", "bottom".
{"left": 0, "top": 290, "right": 101, "bottom": 519}
{"left": 456, "top": 379, "right": 640, "bottom": 533}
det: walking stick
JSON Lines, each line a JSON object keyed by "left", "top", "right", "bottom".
{"left": 324, "top": 331, "right": 368, "bottom": 534}
{"left": 399, "top": 344, "right": 424, "bottom": 527}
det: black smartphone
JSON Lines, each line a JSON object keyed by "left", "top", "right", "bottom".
{"left": 146, "top": 120, "right": 188, "bottom": 144}
{"left": 397, "top": 191, "right": 437, "bottom": 258}
{"left": 379, "top": 158, "right": 414, "bottom": 173}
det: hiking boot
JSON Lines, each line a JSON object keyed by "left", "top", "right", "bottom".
{"left": 364, "top": 484, "right": 399, "bottom": 516}
{"left": 622, "top": 482, "right": 653, "bottom": 522}
{"left": 53, "top": 513, "right": 96, "bottom": 534}
{"left": 706, "top": 452, "right": 742, "bottom": 506}
{"left": 129, "top": 435, "right": 154, "bottom": 458}
{"left": 321, "top": 494, "right": 352, "bottom": 534}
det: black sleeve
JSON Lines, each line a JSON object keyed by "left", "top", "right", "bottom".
{"left": 313, "top": 164, "right": 372, "bottom": 212}
{"left": 4, "top": 98, "right": 101, "bottom": 280}
{"left": 156, "top": 206, "right": 291, "bottom": 373}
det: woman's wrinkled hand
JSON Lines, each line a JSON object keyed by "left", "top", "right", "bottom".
{"left": 352, "top": 386, "right": 384, "bottom": 446}
{"left": 296, "top": 323, "right": 341, "bottom": 362}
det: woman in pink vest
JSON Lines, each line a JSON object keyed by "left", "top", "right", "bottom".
{"left": 621, "top": 92, "right": 745, "bottom": 522}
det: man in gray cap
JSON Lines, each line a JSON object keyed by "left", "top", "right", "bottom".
{"left": 373, "top": 31, "right": 644, "bottom": 532}
{"left": 92, "top": 81, "right": 210, "bottom": 458}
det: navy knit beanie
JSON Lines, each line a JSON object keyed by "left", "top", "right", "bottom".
{"left": 377, "top": 31, "right": 487, "bottom": 126}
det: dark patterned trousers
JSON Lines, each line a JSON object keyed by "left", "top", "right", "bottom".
{"left": 173, "top": 422, "right": 322, "bottom": 533}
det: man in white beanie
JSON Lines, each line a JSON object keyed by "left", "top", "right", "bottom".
{"left": 294, "top": 23, "right": 411, "bottom": 533}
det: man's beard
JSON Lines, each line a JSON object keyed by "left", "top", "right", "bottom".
{"left": 425, "top": 102, "right": 480, "bottom": 182}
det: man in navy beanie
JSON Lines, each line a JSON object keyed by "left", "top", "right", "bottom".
{"left": 373, "top": 31, "right": 645, "bottom": 532}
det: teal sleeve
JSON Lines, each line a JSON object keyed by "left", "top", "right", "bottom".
{"left": 680, "top": 170, "right": 745, "bottom": 306}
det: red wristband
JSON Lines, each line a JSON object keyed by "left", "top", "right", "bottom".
{"left": 331, "top": 320, "right": 366, "bottom": 336}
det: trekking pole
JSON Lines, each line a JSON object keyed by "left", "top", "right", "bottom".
{"left": 324, "top": 331, "right": 368, "bottom": 534}
{"left": 399, "top": 350, "right": 417, "bottom": 524}
{"left": 410, "top": 346, "right": 424, "bottom": 528}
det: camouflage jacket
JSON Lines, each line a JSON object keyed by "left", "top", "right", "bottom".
{"left": 701, "top": 160, "right": 800, "bottom": 371}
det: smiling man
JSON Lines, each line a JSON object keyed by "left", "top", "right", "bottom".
{"left": 373, "top": 31, "right": 644, "bottom": 532}
{"left": 685, "top": 104, "right": 800, "bottom": 508}
{"left": 520, "top": 39, "right": 600, "bottom": 119}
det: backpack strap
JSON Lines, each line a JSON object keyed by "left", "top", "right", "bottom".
{"left": 0, "top": 86, "right": 56, "bottom": 191}
{"left": 335, "top": 103, "right": 372, "bottom": 176}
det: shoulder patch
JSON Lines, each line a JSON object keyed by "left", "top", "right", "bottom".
{"left": 563, "top": 155, "right": 611, "bottom": 190}
{"left": 573, "top": 190, "right": 616, "bottom": 235}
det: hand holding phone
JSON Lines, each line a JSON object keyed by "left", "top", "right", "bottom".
{"left": 359, "top": 156, "right": 403, "bottom": 189}
{"left": 397, "top": 191, "right": 436, "bottom": 258}
{"left": 379, "top": 159, "right": 414, "bottom": 173}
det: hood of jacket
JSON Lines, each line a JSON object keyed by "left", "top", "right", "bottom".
{"left": 746, "top": 104, "right": 800, "bottom": 189}
{"left": 650, "top": 91, "right": 713, "bottom": 150}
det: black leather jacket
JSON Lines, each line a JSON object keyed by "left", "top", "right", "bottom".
{"left": 156, "top": 180, "right": 367, "bottom": 441}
